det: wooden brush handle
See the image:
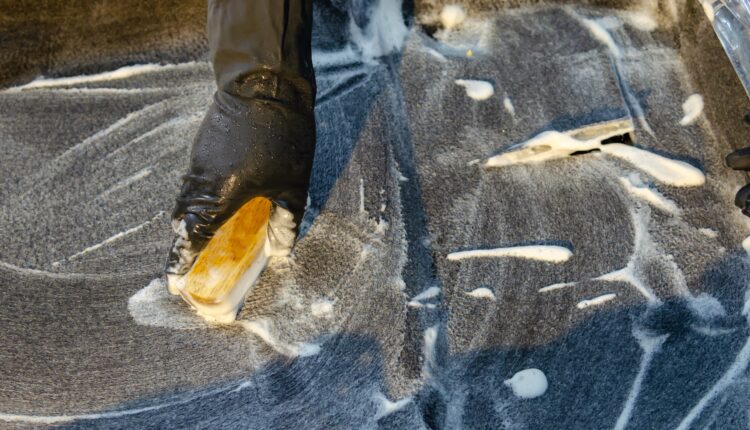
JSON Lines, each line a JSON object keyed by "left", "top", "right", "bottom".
{"left": 182, "top": 197, "right": 272, "bottom": 304}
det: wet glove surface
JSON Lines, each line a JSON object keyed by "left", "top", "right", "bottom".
{"left": 167, "top": 0, "right": 315, "bottom": 279}
{"left": 726, "top": 147, "right": 750, "bottom": 216}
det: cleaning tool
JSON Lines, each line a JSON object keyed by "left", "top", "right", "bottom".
{"left": 176, "top": 197, "right": 272, "bottom": 323}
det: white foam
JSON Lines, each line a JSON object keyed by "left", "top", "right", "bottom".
{"left": 310, "top": 299, "right": 334, "bottom": 318}
{"left": 6, "top": 62, "right": 201, "bottom": 91}
{"left": 568, "top": 9, "right": 655, "bottom": 136}
{"left": 455, "top": 79, "right": 494, "bottom": 101}
{"left": 743, "top": 236, "right": 750, "bottom": 254}
{"left": 423, "top": 325, "right": 439, "bottom": 379}
{"left": 239, "top": 319, "right": 319, "bottom": 358}
{"left": 423, "top": 47, "right": 448, "bottom": 62}
{"left": 698, "top": 228, "right": 718, "bottom": 238}
{"left": 297, "top": 342, "right": 322, "bottom": 357}
{"left": 349, "top": 0, "right": 409, "bottom": 62}
{"left": 486, "top": 130, "right": 705, "bottom": 187}
{"left": 485, "top": 131, "right": 599, "bottom": 168}
{"left": 577, "top": 16, "right": 622, "bottom": 58}
{"left": 465, "top": 287, "right": 496, "bottom": 300}
{"left": 408, "top": 302, "right": 437, "bottom": 309}
{"left": 440, "top": 4, "right": 467, "bottom": 30}
{"left": 602, "top": 145, "right": 705, "bottom": 187}
{"left": 410, "top": 286, "right": 441, "bottom": 302}
{"left": 679, "top": 94, "right": 704, "bottom": 126}
{"left": 503, "top": 369, "right": 548, "bottom": 399}
{"left": 0, "top": 383, "right": 234, "bottom": 424}
{"left": 128, "top": 278, "right": 206, "bottom": 330}
{"left": 596, "top": 262, "right": 658, "bottom": 303}
{"left": 57, "top": 211, "right": 165, "bottom": 265}
{"left": 676, "top": 330, "right": 750, "bottom": 429}
{"left": 538, "top": 282, "right": 576, "bottom": 293}
{"left": 373, "top": 392, "right": 413, "bottom": 419}
{"left": 620, "top": 10, "right": 659, "bottom": 32}
{"left": 576, "top": 293, "right": 617, "bottom": 309}
{"left": 619, "top": 173, "right": 680, "bottom": 214}
{"left": 503, "top": 96, "right": 516, "bottom": 117}
{"left": 614, "top": 329, "right": 668, "bottom": 430}
{"left": 447, "top": 245, "right": 572, "bottom": 263}
{"left": 97, "top": 167, "right": 153, "bottom": 200}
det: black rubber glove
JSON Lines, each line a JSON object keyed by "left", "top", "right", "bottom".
{"left": 166, "top": 0, "right": 316, "bottom": 288}
{"left": 726, "top": 148, "right": 750, "bottom": 216}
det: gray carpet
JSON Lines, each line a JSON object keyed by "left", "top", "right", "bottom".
{"left": 2, "top": 1, "right": 750, "bottom": 428}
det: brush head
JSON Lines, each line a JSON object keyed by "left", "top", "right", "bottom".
{"left": 176, "top": 197, "right": 272, "bottom": 323}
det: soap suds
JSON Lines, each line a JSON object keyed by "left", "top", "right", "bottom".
{"left": 576, "top": 293, "right": 617, "bottom": 309}
{"left": 503, "top": 369, "right": 548, "bottom": 399}
{"left": 440, "top": 4, "right": 466, "bottom": 30}
{"left": 408, "top": 286, "right": 441, "bottom": 307}
{"left": 503, "top": 96, "right": 516, "bottom": 117}
{"left": 423, "top": 325, "right": 439, "bottom": 379}
{"left": 128, "top": 278, "right": 207, "bottom": 330}
{"left": 596, "top": 263, "right": 658, "bottom": 303}
{"left": 424, "top": 47, "right": 448, "bottom": 61}
{"left": 373, "top": 392, "right": 413, "bottom": 419}
{"left": 310, "top": 299, "right": 334, "bottom": 318}
{"left": 6, "top": 62, "right": 199, "bottom": 91}
{"left": 698, "top": 228, "right": 718, "bottom": 238}
{"left": 619, "top": 173, "right": 680, "bottom": 214}
{"left": 614, "top": 329, "right": 668, "bottom": 430}
{"left": 679, "top": 94, "right": 704, "bottom": 126}
{"left": 57, "top": 211, "right": 165, "bottom": 265}
{"left": 620, "top": 10, "right": 659, "bottom": 32}
{"left": 575, "top": 14, "right": 622, "bottom": 58}
{"left": 349, "top": 0, "right": 409, "bottom": 62}
{"left": 465, "top": 287, "right": 496, "bottom": 300}
{"left": 568, "top": 9, "right": 655, "bottom": 136}
{"left": 485, "top": 130, "right": 706, "bottom": 187}
{"left": 239, "top": 319, "right": 320, "bottom": 358}
{"left": 676, "top": 308, "right": 750, "bottom": 429}
{"left": 538, "top": 282, "right": 576, "bottom": 293}
{"left": 96, "top": 167, "right": 153, "bottom": 200}
{"left": 0, "top": 383, "right": 237, "bottom": 424}
{"left": 447, "top": 245, "right": 572, "bottom": 263}
{"left": 743, "top": 236, "right": 750, "bottom": 254}
{"left": 591, "top": 143, "right": 705, "bottom": 186}
{"left": 454, "top": 79, "right": 494, "bottom": 101}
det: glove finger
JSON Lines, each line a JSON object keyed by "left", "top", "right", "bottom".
{"left": 735, "top": 182, "right": 750, "bottom": 216}
{"left": 166, "top": 177, "right": 247, "bottom": 283}
{"left": 726, "top": 148, "right": 750, "bottom": 171}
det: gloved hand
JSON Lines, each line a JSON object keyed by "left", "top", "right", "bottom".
{"left": 726, "top": 148, "right": 750, "bottom": 216}
{"left": 166, "top": 0, "right": 316, "bottom": 291}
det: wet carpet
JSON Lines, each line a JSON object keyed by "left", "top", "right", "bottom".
{"left": 2, "top": 1, "right": 750, "bottom": 429}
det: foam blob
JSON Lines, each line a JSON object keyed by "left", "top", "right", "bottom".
{"left": 440, "top": 4, "right": 466, "bottom": 30}
{"left": 455, "top": 79, "right": 494, "bottom": 101}
{"left": 447, "top": 245, "right": 572, "bottom": 263}
{"left": 486, "top": 130, "right": 706, "bottom": 187}
{"left": 680, "top": 94, "right": 704, "bottom": 126}
{"left": 465, "top": 287, "right": 496, "bottom": 300}
{"left": 504, "top": 368, "right": 548, "bottom": 399}
{"left": 310, "top": 299, "right": 334, "bottom": 318}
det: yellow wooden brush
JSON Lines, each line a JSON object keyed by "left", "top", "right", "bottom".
{"left": 177, "top": 197, "right": 272, "bottom": 322}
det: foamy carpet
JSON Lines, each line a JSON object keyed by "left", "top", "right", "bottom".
{"left": 2, "top": 1, "right": 750, "bottom": 429}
